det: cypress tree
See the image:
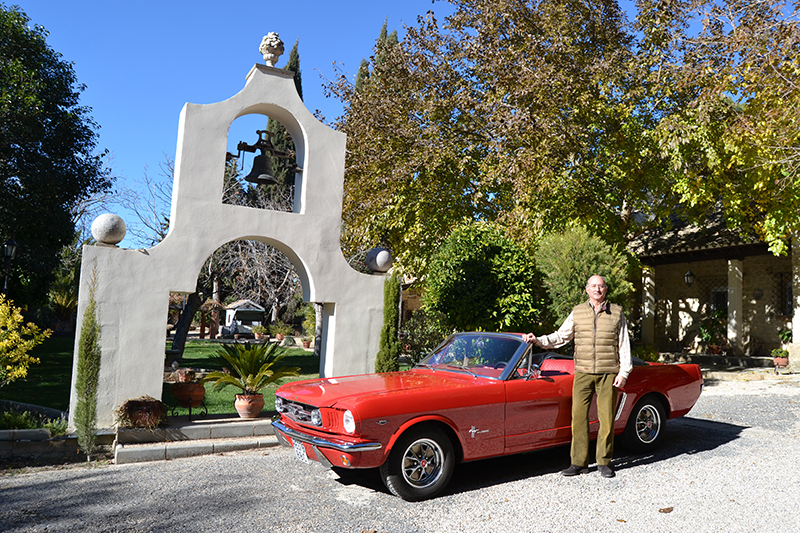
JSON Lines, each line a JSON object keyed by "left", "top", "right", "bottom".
{"left": 374, "top": 273, "right": 401, "bottom": 373}
{"left": 74, "top": 269, "right": 101, "bottom": 459}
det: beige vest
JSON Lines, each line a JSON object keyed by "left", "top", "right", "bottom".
{"left": 572, "top": 301, "right": 622, "bottom": 374}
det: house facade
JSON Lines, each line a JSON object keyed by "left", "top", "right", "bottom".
{"left": 631, "top": 213, "right": 799, "bottom": 364}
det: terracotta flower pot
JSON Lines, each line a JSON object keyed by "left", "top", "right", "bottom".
{"left": 173, "top": 382, "right": 206, "bottom": 408}
{"left": 302, "top": 340, "right": 311, "bottom": 349}
{"left": 235, "top": 393, "right": 265, "bottom": 418}
{"left": 774, "top": 356, "right": 789, "bottom": 368}
{"left": 275, "top": 334, "right": 285, "bottom": 342}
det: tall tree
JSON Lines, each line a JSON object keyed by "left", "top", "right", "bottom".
{"left": 641, "top": 0, "right": 800, "bottom": 255}
{"left": 329, "top": 0, "right": 681, "bottom": 279}
{"left": 0, "top": 6, "right": 112, "bottom": 305}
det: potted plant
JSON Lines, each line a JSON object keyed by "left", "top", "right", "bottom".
{"left": 251, "top": 324, "right": 269, "bottom": 341}
{"left": 115, "top": 396, "right": 168, "bottom": 429}
{"left": 172, "top": 368, "right": 206, "bottom": 408}
{"left": 771, "top": 348, "right": 789, "bottom": 368}
{"left": 201, "top": 342, "right": 299, "bottom": 418}
{"left": 699, "top": 310, "right": 727, "bottom": 354}
{"left": 269, "top": 322, "right": 292, "bottom": 342}
{"left": 301, "top": 336, "right": 312, "bottom": 349}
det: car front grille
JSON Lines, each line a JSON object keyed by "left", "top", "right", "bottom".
{"left": 281, "top": 399, "right": 315, "bottom": 424}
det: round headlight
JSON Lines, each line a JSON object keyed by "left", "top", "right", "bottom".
{"left": 343, "top": 410, "right": 356, "bottom": 434}
{"left": 275, "top": 396, "right": 286, "bottom": 413}
{"left": 310, "top": 409, "right": 322, "bottom": 427}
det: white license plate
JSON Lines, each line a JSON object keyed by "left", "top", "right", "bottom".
{"left": 293, "top": 439, "right": 310, "bottom": 464}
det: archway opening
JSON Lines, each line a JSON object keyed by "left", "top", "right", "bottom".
{"left": 162, "top": 237, "right": 322, "bottom": 417}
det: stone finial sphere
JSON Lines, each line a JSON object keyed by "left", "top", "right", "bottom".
{"left": 92, "top": 213, "right": 127, "bottom": 245}
{"left": 366, "top": 247, "right": 393, "bottom": 273}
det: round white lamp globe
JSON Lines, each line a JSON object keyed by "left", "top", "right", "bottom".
{"left": 365, "top": 247, "right": 393, "bottom": 273}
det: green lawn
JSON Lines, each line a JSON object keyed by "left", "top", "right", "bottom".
{"left": 165, "top": 340, "right": 320, "bottom": 416}
{"left": 0, "top": 336, "right": 320, "bottom": 417}
{"left": 0, "top": 335, "right": 75, "bottom": 411}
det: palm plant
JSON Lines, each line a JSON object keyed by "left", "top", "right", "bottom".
{"left": 201, "top": 342, "right": 299, "bottom": 395}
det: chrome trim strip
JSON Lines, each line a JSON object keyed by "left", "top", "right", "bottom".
{"left": 271, "top": 420, "right": 383, "bottom": 452}
{"left": 312, "top": 445, "right": 333, "bottom": 468}
{"left": 615, "top": 392, "right": 628, "bottom": 421}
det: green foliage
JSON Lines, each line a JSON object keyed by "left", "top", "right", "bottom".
{"left": 779, "top": 328, "right": 793, "bottom": 344}
{"left": 330, "top": 1, "right": 679, "bottom": 279}
{"left": 771, "top": 348, "right": 789, "bottom": 359}
{"left": 73, "top": 272, "right": 101, "bottom": 455}
{"left": 250, "top": 325, "right": 268, "bottom": 335}
{"left": 632, "top": 345, "right": 660, "bottom": 363}
{"left": 301, "top": 304, "right": 316, "bottom": 338}
{"left": 202, "top": 342, "right": 299, "bottom": 395}
{"left": 114, "top": 395, "right": 167, "bottom": 429}
{"left": 0, "top": 5, "right": 112, "bottom": 306}
{"left": 0, "top": 408, "right": 68, "bottom": 435}
{"left": 399, "top": 308, "right": 449, "bottom": 364}
{"left": 0, "top": 295, "right": 51, "bottom": 387}
{"left": 698, "top": 309, "right": 727, "bottom": 346}
{"left": 268, "top": 323, "right": 292, "bottom": 337}
{"left": 375, "top": 273, "right": 402, "bottom": 373}
{"left": 423, "top": 222, "right": 547, "bottom": 333}
{"left": 642, "top": 0, "right": 800, "bottom": 255}
{"left": 535, "top": 226, "right": 633, "bottom": 320}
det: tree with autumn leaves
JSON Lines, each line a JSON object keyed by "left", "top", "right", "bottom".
{"left": 331, "top": 0, "right": 800, "bottom": 279}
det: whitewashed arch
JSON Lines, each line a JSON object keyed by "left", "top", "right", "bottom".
{"left": 69, "top": 65, "right": 386, "bottom": 427}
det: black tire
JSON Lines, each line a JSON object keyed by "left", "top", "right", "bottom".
{"left": 379, "top": 425, "right": 454, "bottom": 501}
{"left": 621, "top": 396, "right": 666, "bottom": 452}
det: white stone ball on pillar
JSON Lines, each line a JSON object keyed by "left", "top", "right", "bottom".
{"left": 366, "top": 247, "right": 392, "bottom": 273}
{"left": 91, "top": 214, "right": 127, "bottom": 245}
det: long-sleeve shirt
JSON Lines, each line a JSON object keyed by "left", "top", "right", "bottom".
{"left": 534, "top": 302, "right": 633, "bottom": 379}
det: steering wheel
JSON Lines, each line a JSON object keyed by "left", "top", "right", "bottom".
{"left": 494, "top": 361, "right": 508, "bottom": 369}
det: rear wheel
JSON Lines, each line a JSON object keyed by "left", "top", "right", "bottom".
{"left": 621, "top": 396, "right": 666, "bottom": 452}
{"left": 379, "top": 426, "right": 454, "bottom": 501}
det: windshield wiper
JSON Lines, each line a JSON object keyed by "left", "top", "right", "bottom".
{"left": 414, "top": 362, "right": 436, "bottom": 372}
{"left": 445, "top": 364, "right": 477, "bottom": 378}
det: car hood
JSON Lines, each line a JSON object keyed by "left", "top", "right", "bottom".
{"left": 277, "top": 369, "right": 489, "bottom": 409}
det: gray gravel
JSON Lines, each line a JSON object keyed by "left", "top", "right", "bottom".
{"left": 2, "top": 378, "right": 799, "bottom": 533}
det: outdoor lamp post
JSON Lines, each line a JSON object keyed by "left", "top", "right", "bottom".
{"left": 684, "top": 270, "right": 695, "bottom": 287}
{"left": 3, "top": 239, "right": 17, "bottom": 296}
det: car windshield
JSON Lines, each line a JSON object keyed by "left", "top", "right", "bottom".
{"left": 416, "top": 333, "right": 525, "bottom": 379}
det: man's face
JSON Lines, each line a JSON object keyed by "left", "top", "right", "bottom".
{"left": 586, "top": 276, "right": 608, "bottom": 305}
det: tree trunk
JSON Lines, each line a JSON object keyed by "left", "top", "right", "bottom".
{"left": 171, "top": 292, "right": 201, "bottom": 360}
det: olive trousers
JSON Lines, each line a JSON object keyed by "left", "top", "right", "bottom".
{"left": 570, "top": 372, "right": 617, "bottom": 467}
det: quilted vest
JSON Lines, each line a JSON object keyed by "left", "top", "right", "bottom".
{"left": 572, "top": 301, "right": 622, "bottom": 374}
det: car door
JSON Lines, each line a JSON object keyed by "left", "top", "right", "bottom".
{"left": 504, "top": 370, "right": 574, "bottom": 453}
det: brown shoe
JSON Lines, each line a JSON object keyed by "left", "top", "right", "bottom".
{"left": 598, "top": 464, "right": 615, "bottom": 478}
{"left": 561, "top": 465, "right": 590, "bottom": 476}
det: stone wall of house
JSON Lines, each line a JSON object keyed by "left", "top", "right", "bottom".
{"left": 743, "top": 254, "right": 792, "bottom": 355}
{"left": 651, "top": 254, "right": 791, "bottom": 355}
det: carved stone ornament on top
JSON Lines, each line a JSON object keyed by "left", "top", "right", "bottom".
{"left": 260, "top": 32, "right": 285, "bottom": 67}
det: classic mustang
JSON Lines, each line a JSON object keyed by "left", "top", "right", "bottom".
{"left": 272, "top": 332, "right": 703, "bottom": 501}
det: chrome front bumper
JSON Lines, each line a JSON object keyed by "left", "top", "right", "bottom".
{"left": 271, "top": 419, "right": 382, "bottom": 468}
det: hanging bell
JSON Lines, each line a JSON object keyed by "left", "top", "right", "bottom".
{"left": 244, "top": 152, "right": 279, "bottom": 186}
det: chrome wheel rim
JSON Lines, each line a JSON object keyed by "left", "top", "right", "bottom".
{"left": 635, "top": 404, "right": 661, "bottom": 444}
{"left": 401, "top": 438, "right": 444, "bottom": 488}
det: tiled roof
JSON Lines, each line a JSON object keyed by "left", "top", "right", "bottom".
{"left": 629, "top": 211, "right": 770, "bottom": 265}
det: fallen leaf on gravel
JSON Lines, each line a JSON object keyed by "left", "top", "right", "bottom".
{"left": 617, "top": 519, "right": 626, "bottom": 523}
{"left": 659, "top": 507, "right": 674, "bottom": 513}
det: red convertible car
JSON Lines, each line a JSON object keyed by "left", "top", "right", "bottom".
{"left": 272, "top": 332, "right": 703, "bottom": 501}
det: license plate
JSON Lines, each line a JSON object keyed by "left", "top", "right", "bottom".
{"left": 293, "top": 439, "right": 310, "bottom": 464}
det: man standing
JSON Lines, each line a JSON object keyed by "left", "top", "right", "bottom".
{"left": 522, "top": 275, "right": 632, "bottom": 478}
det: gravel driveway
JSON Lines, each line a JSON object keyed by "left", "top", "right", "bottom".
{"left": 2, "top": 378, "right": 799, "bottom": 533}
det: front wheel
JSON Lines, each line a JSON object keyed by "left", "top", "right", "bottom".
{"left": 621, "top": 396, "right": 666, "bottom": 452}
{"left": 379, "top": 426, "right": 454, "bottom": 501}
